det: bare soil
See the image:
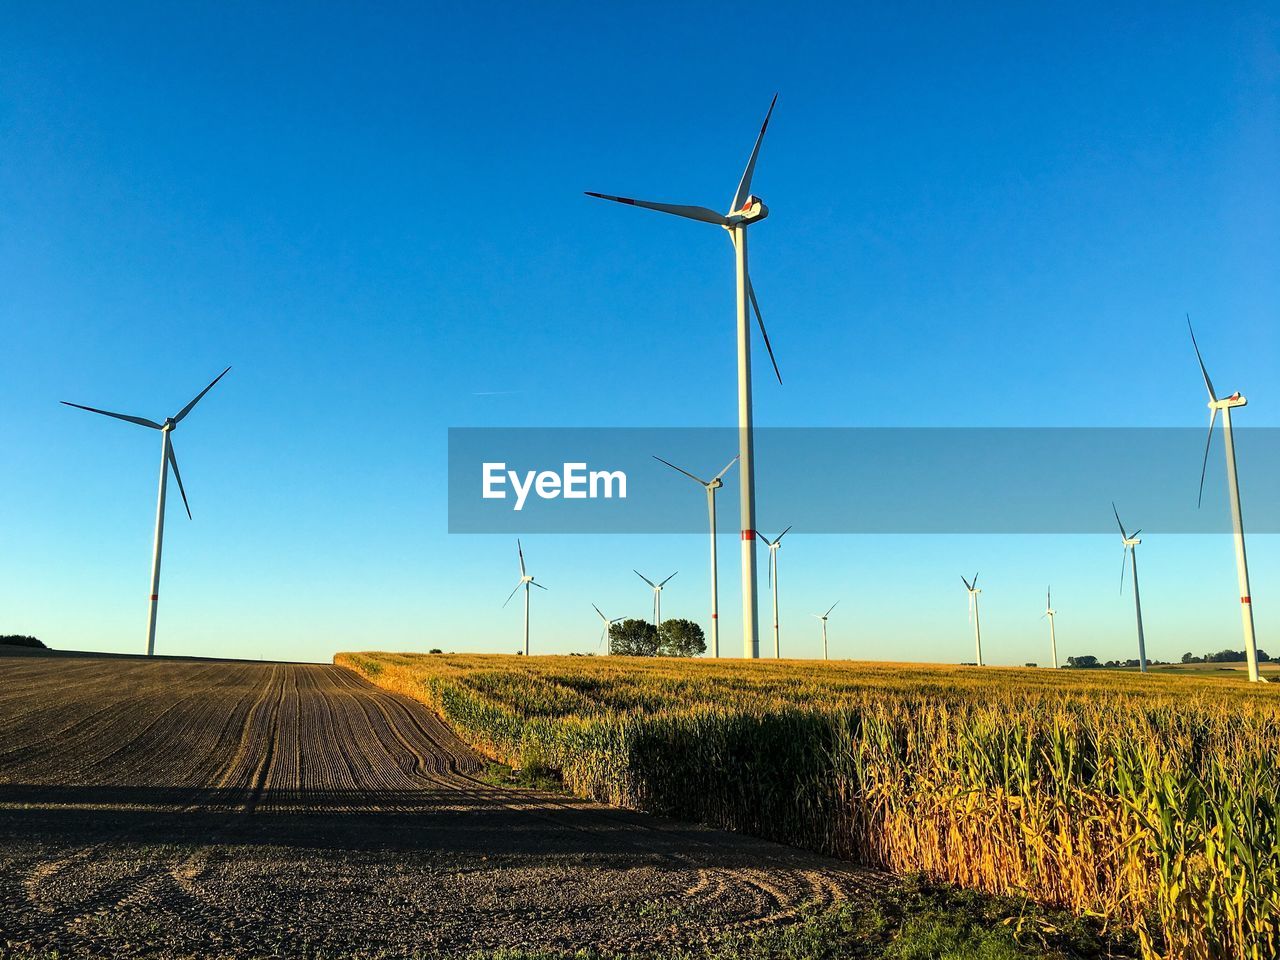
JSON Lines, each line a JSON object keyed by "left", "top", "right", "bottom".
{"left": 0, "top": 652, "right": 889, "bottom": 958}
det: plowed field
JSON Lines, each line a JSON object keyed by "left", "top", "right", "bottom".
{"left": 0, "top": 653, "right": 886, "bottom": 958}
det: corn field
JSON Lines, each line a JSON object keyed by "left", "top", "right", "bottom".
{"left": 336, "top": 652, "right": 1280, "bottom": 960}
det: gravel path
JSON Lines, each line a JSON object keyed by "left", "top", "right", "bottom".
{"left": 0, "top": 653, "right": 889, "bottom": 958}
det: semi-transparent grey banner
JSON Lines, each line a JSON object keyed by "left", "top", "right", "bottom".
{"left": 447, "top": 428, "right": 1280, "bottom": 534}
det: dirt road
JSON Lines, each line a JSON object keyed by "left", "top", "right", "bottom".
{"left": 0, "top": 653, "right": 886, "bottom": 958}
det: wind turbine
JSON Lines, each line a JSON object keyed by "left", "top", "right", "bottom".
{"left": 1042, "top": 586, "right": 1058, "bottom": 670}
{"left": 1188, "top": 317, "right": 1263, "bottom": 683}
{"left": 961, "top": 573, "right": 984, "bottom": 666}
{"left": 653, "top": 454, "right": 737, "bottom": 657}
{"left": 503, "top": 539, "right": 546, "bottom": 655}
{"left": 588, "top": 95, "right": 783, "bottom": 660}
{"left": 634, "top": 570, "right": 677, "bottom": 636}
{"left": 592, "top": 603, "right": 626, "bottom": 654}
{"left": 62, "top": 367, "right": 231, "bottom": 656}
{"left": 1112, "top": 502, "right": 1147, "bottom": 673}
{"left": 758, "top": 526, "right": 792, "bottom": 658}
{"left": 812, "top": 602, "right": 838, "bottom": 660}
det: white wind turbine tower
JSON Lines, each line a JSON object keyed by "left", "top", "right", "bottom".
{"left": 635, "top": 570, "right": 677, "bottom": 636}
{"left": 1112, "top": 502, "right": 1147, "bottom": 673}
{"left": 1188, "top": 317, "right": 1263, "bottom": 683}
{"left": 812, "top": 601, "right": 838, "bottom": 660}
{"left": 62, "top": 367, "right": 231, "bottom": 656}
{"left": 653, "top": 454, "right": 737, "bottom": 657}
{"left": 1042, "top": 586, "right": 1058, "bottom": 670}
{"left": 592, "top": 603, "right": 626, "bottom": 655}
{"left": 961, "top": 573, "right": 984, "bottom": 666}
{"left": 503, "top": 539, "right": 546, "bottom": 656}
{"left": 588, "top": 95, "right": 783, "bottom": 660}
{"left": 759, "top": 526, "right": 792, "bottom": 658}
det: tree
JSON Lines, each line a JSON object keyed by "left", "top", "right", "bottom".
{"left": 658, "top": 619, "right": 706, "bottom": 657}
{"left": 1066, "top": 655, "right": 1099, "bottom": 669}
{"left": 1182, "top": 652, "right": 1200, "bottom": 664}
{"left": 0, "top": 635, "right": 45, "bottom": 649}
{"left": 609, "top": 619, "right": 659, "bottom": 656}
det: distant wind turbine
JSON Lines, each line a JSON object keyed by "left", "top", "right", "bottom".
{"left": 503, "top": 539, "right": 546, "bottom": 655}
{"left": 812, "top": 601, "right": 839, "bottom": 660}
{"left": 1188, "top": 316, "right": 1263, "bottom": 682}
{"left": 592, "top": 603, "right": 625, "bottom": 654}
{"left": 758, "top": 526, "right": 792, "bottom": 658}
{"left": 1112, "top": 502, "right": 1147, "bottom": 673}
{"left": 62, "top": 367, "right": 231, "bottom": 656}
{"left": 653, "top": 455, "right": 737, "bottom": 657}
{"left": 589, "top": 95, "right": 783, "bottom": 659}
{"left": 1042, "top": 586, "right": 1058, "bottom": 670}
{"left": 634, "top": 570, "right": 677, "bottom": 636}
{"left": 961, "top": 573, "right": 984, "bottom": 666}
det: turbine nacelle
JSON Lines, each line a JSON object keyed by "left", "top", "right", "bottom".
{"left": 1210, "top": 392, "right": 1247, "bottom": 410}
{"left": 726, "top": 195, "right": 769, "bottom": 226}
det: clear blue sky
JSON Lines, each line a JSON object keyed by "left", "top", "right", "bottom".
{"left": 2, "top": 3, "right": 1276, "bottom": 664}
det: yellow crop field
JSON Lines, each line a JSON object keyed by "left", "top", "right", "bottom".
{"left": 337, "top": 653, "right": 1280, "bottom": 960}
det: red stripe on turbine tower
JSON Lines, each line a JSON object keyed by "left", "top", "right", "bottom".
{"left": 1243, "top": 596, "right": 1252, "bottom": 604}
{"left": 741, "top": 530, "right": 755, "bottom": 540}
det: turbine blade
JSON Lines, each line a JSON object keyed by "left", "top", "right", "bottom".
{"left": 518, "top": 539, "right": 526, "bottom": 576}
{"left": 1120, "top": 546, "right": 1128, "bottom": 596}
{"left": 634, "top": 570, "right": 656, "bottom": 588}
{"left": 502, "top": 581, "right": 522, "bottom": 608}
{"left": 166, "top": 442, "right": 192, "bottom": 520}
{"left": 973, "top": 572, "right": 979, "bottom": 589}
{"left": 584, "top": 192, "right": 728, "bottom": 226}
{"left": 60, "top": 402, "right": 162, "bottom": 430}
{"left": 1111, "top": 501, "right": 1128, "bottom": 539}
{"left": 1047, "top": 586, "right": 1051, "bottom": 609}
{"left": 747, "top": 278, "right": 782, "bottom": 385}
{"left": 653, "top": 455, "right": 708, "bottom": 487}
{"left": 1131, "top": 529, "right": 1142, "bottom": 538}
{"left": 767, "top": 552, "right": 773, "bottom": 588}
{"left": 172, "top": 366, "right": 231, "bottom": 424}
{"left": 713, "top": 456, "right": 739, "bottom": 482}
{"left": 1186, "top": 315, "right": 1217, "bottom": 402}
{"left": 659, "top": 571, "right": 678, "bottom": 587}
{"left": 961, "top": 575, "right": 972, "bottom": 591}
{"left": 824, "top": 601, "right": 839, "bottom": 617}
{"left": 531, "top": 581, "right": 548, "bottom": 591}
{"left": 1197, "top": 407, "right": 1219, "bottom": 508}
{"left": 775, "top": 524, "right": 793, "bottom": 543}
{"left": 731, "top": 93, "right": 778, "bottom": 214}
{"left": 592, "top": 602, "right": 608, "bottom": 623}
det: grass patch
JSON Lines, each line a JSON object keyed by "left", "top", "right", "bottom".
{"left": 479, "top": 760, "right": 565, "bottom": 793}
